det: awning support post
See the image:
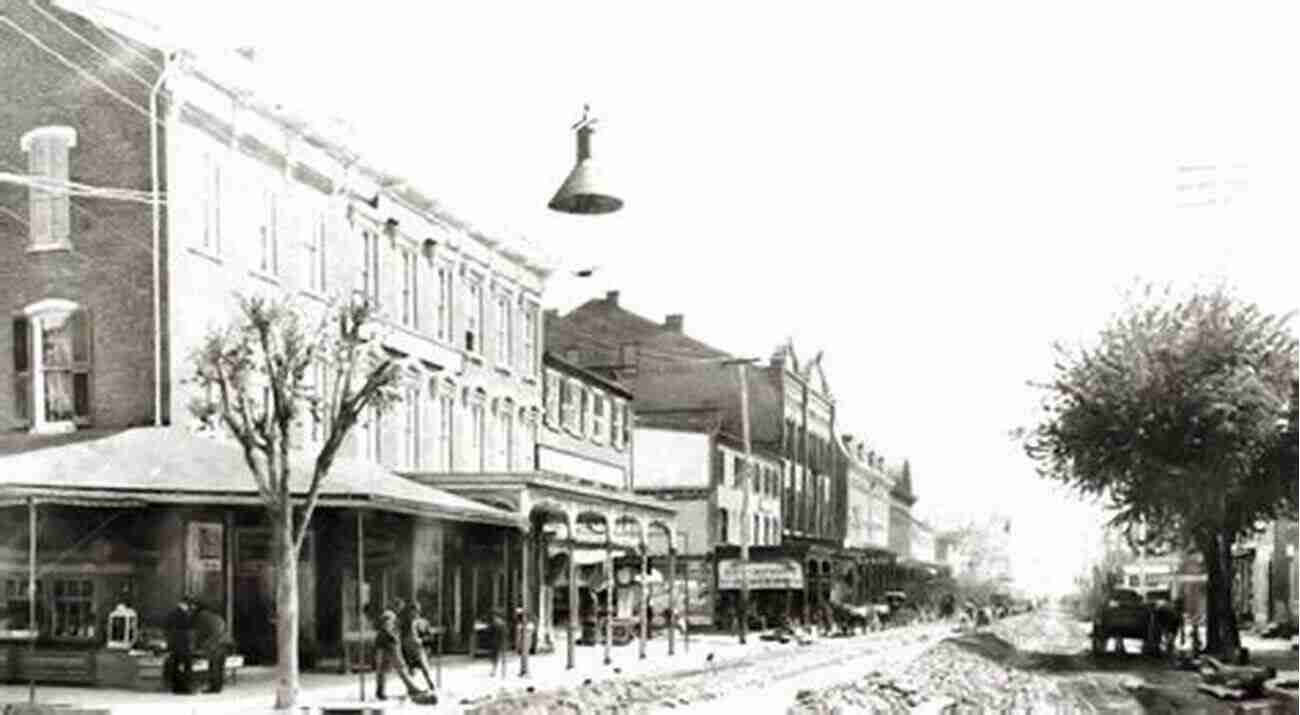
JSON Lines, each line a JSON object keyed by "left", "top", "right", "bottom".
{"left": 639, "top": 540, "right": 648, "bottom": 660}
{"left": 519, "top": 522, "right": 530, "bottom": 678}
{"left": 356, "top": 509, "right": 366, "bottom": 701}
{"left": 603, "top": 525, "right": 612, "bottom": 667}
{"left": 28, "top": 497, "right": 37, "bottom": 705}
{"left": 667, "top": 545, "right": 676, "bottom": 657}
{"left": 566, "top": 526, "right": 576, "bottom": 670}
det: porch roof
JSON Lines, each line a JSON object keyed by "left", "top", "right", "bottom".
{"left": 0, "top": 427, "right": 522, "bottom": 527}
{"left": 399, "top": 470, "right": 678, "bottom": 522}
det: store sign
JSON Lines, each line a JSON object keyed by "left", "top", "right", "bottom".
{"left": 718, "top": 559, "right": 804, "bottom": 590}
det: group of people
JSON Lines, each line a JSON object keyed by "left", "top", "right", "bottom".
{"left": 370, "top": 599, "right": 439, "bottom": 703}
{"left": 164, "top": 595, "right": 229, "bottom": 695}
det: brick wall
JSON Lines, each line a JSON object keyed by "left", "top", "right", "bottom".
{"left": 0, "top": 1, "right": 161, "bottom": 431}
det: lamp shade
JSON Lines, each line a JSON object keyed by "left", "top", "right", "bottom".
{"left": 549, "top": 108, "right": 623, "bottom": 215}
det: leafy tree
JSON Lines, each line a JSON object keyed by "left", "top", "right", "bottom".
{"left": 189, "top": 294, "right": 409, "bottom": 708}
{"left": 1023, "top": 284, "right": 1298, "bottom": 654}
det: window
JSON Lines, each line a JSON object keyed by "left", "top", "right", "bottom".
{"left": 20, "top": 126, "right": 76, "bottom": 251}
{"left": 465, "top": 279, "right": 483, "bottom": 354}
{"left": 520, "top": 304, "right": 537, "bottom": 376}
{"left": 610, "top": 398, "right": 624, "bottom": 449}
{"left": 402, "top": 387, "right": 419, "bottom": 469}
{"left": 304, "top": 210, "right": 326, "bottom": 293}
{"left": 469, "top": 400, "right": 486, "bottom": 470}
{"left": 2, "top": 579, "right": 43, "bottom": 634}
{"left": 359, "top": 230, "right": 380, "bottom": 307}
{"left": 495, "top": 294, "right": 511, "bottom": 366}
{"left": 361, "top": 405, "right": 381, "bottom": 462}
{"left": 438, "top": 391, "right": 454, "bottom": 470}
{"left": 13, "top": 303, "right": 92, "bottom": 429}
{"left": 752, "top": 515, "right": 759, "bottom": 546}
{"left": 435, "top": 264, "right": 452, "bottom": 341}
{"left": 496, "top": 403, "right": 514, "bottom": 470}
{"left": 561, "top": 379, "right": 580, "bottom": 433}
{"left": 199, "top": 151, "right": 222, "bottom": 255}
{"left": 590, "top": 392, "right": 607, "bottom": 444}
{"left": 544, "top": 370, "right": 561, "bottom": 426}
{"left": 400, "top": 249, "right": 418, "bottom": 330}
{"left": 717, "top": 508, "right": 729, "bottom": 544}
{"left": 50, "top": 578, "right": 93, "bottom": 639}
{"left": 733, "top": 456, "right": 744, "bottom": 488}
{"left": 258, "top": 189, "right": 279, "bottom": 275}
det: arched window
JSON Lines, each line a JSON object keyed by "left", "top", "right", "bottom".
{"left": 13, "top": 299, "right": 92, "bottom": 432}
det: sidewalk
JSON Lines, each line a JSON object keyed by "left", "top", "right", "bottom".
{"left": 0, "top": 631, "right": 798, "bottom": 714}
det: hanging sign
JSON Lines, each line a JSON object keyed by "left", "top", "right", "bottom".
{"left": 717, "top": 559, "right": 804, "bottom": 590}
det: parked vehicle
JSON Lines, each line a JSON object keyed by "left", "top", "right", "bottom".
{"left": 1090, "top": 588, "right": 1179, "bottom": 656}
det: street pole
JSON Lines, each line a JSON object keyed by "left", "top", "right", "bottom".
{"left": 736, "top": 361, "right": 752, "bottom": 646}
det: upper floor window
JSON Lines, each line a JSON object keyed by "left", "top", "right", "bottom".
{"left": 496, "top": 401, "right": 514, "bottom": 470}
{"left": 437, "top": 389, "right": 455, "bottom": 471}
{"left": 359, "top": 230, "right": 380, "bottom": 307}
{"left": 465, "top": 278, "right": 483, "bottom": 354}
{"left": 561, "top": 378, "right": 580, "bottom": 433}
{"left": 400, "top": 249, "right": 418, "bottom": 330}
{"left": 304, "top": 210, "right": 327, "bottom": 294}
{"left": 590, "top": 391, "right": 607, "bottom": 444}
{"left": 12, "top": 301, "right": 92, "bottom": 432}
{"left": 717, "top": 508, "right": 729, "bottom": 544}
{"left": 543, "top": 370, "right": 561, "bottom": 427}
{"left": 199, "top": 151, "right": 222, "bottom": 255}
{"left": 258, "top": 189, "right": 279, "bottom": 276}
{"left": 495, "top": 293, "right": 512, "bottom": 366}
{"left": 469, "top": 400, "right": 486, "bottom": 470}
{"left": 435, "top": 264, "right": 452, "bottom": 342}
{"left": 402, "top": 387, "right": 420, "bottom": 470}
{"left": 610, "top": 398, "right": 624, "bottom": 450}
{"left": 520, "top": 303, "right": 537, "bottom": 376}
{"left": 20, "top": 127, "right": 76, "bottom": 252}
{"left": 733, "top": 456, "right": 745, "bottom": 488}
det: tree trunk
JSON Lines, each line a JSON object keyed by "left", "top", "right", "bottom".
{"left": 1202, "top": 532, "right": 1242, "bottom": 657}
{"left": 274, "top": 515, "right": 301, "bottom": 709}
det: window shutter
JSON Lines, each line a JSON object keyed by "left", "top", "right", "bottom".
{"left": 70, "top": 310, "right": 90, "bottom": 364}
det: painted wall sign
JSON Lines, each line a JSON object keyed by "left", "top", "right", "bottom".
{"left": 717, "top": 559, "right": 804, "bottom": 590}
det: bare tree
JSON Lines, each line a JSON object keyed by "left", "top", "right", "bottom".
{"left": 189, "top": 293, "right": 409, "bottom": 709}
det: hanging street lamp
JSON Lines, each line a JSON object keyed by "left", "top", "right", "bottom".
{"left": 549, "top": 104, "right": 624, "bottom": 215}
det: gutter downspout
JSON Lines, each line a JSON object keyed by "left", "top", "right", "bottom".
{"left": 150, "top": 52, "right": 180, "bottom": 427}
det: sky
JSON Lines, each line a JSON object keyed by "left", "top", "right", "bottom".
{"left": 102, "top": 0, "right": 1298, "bottom": 595}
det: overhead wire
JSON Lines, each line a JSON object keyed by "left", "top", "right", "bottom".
{"left": 0, "top": 172, "right": 162, "bottom": 205}
{"left": 78, "top": 1, "right": 163, "bottom": 71}
{"left": 0, "top": 16, "right": 154, "bottom": 124}
{"left": 26, "top": 0, "right": 154, "bottom": 89}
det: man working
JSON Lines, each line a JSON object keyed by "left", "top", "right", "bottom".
{"left": 164, "top": 596, "right": 194, "bottom": 694}
{"left": 191, "top": 599, "right": 229, "bottom": 694}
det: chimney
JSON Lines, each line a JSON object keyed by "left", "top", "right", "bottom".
{"left": 663, "top": 314, "right": 684, "bottom": 333}
{"left": 605, "top": 290, "right": 620, "bottom": 306}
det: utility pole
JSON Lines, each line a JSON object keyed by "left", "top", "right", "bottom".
{"left": 733, "top": 360, "right": 754, "bottom": 645}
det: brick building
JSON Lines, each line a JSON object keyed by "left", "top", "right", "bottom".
{"left": 0, "top": 0, "right": 572, "bottom": 680}
{"left": 546, "top": 292, "right": 846, "bottom": 624}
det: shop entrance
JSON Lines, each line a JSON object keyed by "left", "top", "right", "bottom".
{"left": 233, "top": 528, "right": 316, "bottom": 665}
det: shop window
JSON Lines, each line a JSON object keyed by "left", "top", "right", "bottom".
{"left": 50, "top": 578, "right": 94, "bottom": 640}
{"left": 13, "top": 302, "right": 93, "bottom": 430}
{"left": 1, "top": 579, "right": 43, "bottom": 635}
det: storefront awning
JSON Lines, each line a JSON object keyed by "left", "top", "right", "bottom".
{"left": 0, "top": 427, "right": 521, "bottom": 527}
